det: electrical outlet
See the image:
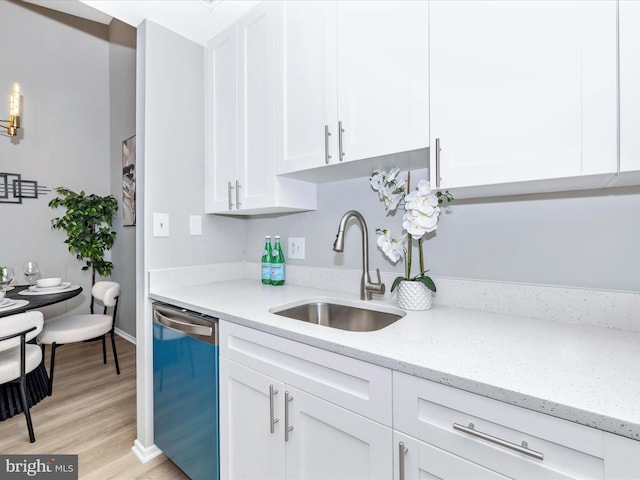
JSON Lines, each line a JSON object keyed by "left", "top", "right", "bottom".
{"left": 288, "top": 237, "right": 305, "bottom": 260}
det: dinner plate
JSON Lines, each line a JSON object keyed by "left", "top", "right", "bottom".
{"left": 29, "top": 282, "right": 71, "bottom": 292}
{"left": 0, "top": 299, "right": 16, "bottom": 308}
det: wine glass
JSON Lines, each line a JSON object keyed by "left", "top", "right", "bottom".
{"left": 23, "top": 261, "right": 40, "bottom": 286}
{"left": 0, "top": 266, "right": 15, "bottom": 293}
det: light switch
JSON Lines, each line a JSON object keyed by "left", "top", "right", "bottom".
{"left": 288, "top": 237, "right": 305, "bottom": 260}
{"left": 190, "top": 215, "right": 202, "bottom": 235}
{"left": 153, "top": 213, "right": 170, "bottom": 237}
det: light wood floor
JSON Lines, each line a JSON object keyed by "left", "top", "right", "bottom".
{"left": 0, "top": 336, "right": 189, "bottom": 479}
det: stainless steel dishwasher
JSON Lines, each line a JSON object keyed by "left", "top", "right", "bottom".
{"left": 152, "top": 302, "right": 219, "bottom": 480}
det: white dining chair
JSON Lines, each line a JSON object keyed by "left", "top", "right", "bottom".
{"left": 0, "top": 311, "right": 44, "bottom": 443}
{"left": 37, "top": 281, "right": 120, "bottom": 395}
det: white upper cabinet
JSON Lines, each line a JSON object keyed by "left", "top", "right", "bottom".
{"left": 237, "top": 3, "right": 276, "bottom": 212}
{"left": 205, "top": 2, "right": 316, "bottom": 215}
{"left": 429, "top": 1, "right": 618, "bottom": 197}
{"left": 205, "top": 24, "right": 238, "bottom": 213}
{"left": 277, "top": 1, "right": 429, "bottom": 178}
{"left": 618, "top": 0, "right": 640, "bottom": 183}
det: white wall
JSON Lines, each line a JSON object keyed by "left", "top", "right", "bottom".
{"left": 0, "top": 1, "right": 112, "bottom": 317}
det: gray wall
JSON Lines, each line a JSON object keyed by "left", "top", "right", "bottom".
{"left": 108, "top": 18, "right": 137, "bottom": 338}
{"left": 0, "top": 1, "right": 110, "bottom": 317}
{"left": 245, "top": 171, "right": 640, "bottom": 293}
{"left": 0, "top": 2, "right": 137, "bottom": 334}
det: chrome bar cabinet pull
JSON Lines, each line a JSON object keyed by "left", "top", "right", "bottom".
{"left": 435, "top": 137, "right": 441, "bottom": 188}
{"left": 324, "top": 125, "right": 332, "bottom": 164}
{"left": 338, "top": 120, "right": 345, "bottom": 162}
{"left": 453, "top": 423, "right": 544, "bottom": 461}
{"left": 269, "top": 384, "right": 279, "bottom": 434}
{"left": 284, "top": 391, "right": 294, "bottom": 441}
{"left": 398, "top": 441, "right": 408, "bottom": 480}
{"left": 235, "top": 179, "right": 241, "bottom": 209}
{"left": 227, "top": 181, "right": 234, "bottom": 210}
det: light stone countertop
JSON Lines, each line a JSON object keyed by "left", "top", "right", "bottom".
{"left": 149, "top": 279, "right": 640, "bottom": 441}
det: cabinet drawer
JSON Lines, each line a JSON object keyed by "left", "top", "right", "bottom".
{"left": 393, "top": 372, "right": 604, "bottom": 479}
{"left": 220, "top": 321, "right": 392, "bottom": 426}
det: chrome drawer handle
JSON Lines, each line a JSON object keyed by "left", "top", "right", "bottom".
{"left": 269, "top": 384, "right": 279, "bottom": 434}
{"left": 453, "top": 423, "right": 544, "bottom": 461}
{"left": 398, "top": 441, "right": 408, "bottom": 480}
{"left": 284, "top": 391, "right": 294, "bottom": 441}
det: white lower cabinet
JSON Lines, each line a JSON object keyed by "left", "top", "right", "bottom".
{"left": 219, "top": 321, "right": 640, "bottom": 479}
{"left": 219, "top": 321, "right": 393, "bottom": 480}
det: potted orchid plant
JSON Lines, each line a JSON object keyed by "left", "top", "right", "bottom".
{"left": 370, "top": 168, "right": 453, "bottom": 309}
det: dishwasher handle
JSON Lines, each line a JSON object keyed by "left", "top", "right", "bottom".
{"left": 154, "top": 310, "right": 213, "bottom": 337}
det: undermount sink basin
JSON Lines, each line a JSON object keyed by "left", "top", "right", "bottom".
{"left": 270, "top": 299, "right": 405, "bottom": 332}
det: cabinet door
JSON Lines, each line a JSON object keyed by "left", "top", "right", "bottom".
{"left": 393, "top": 432, "right": 509, "bottom": 480}
{"left": 337, "top": 1, "right": 429, "bottom": 164}
{"left": 277, "top": 1, "right": 337, "bottom": 173}
{"left": 205, "top": 25, "right": 238, "bottom": 213}
{"left": 237, "top": 1, "right": 277, "bottom": 210}
{"left": 429, "top": 1, "right": 617, "bottom": 193}
{"left": 219, "top": 358, "right": 285, "bottom": 480}
{"left": 285, "top": 386, "right": 392, "bottom": 480}
{"left": 619, "top": 0, "right": 640, "bottom": 175}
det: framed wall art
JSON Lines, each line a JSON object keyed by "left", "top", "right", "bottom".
{"left": 122, "top": 134, "right": 136, "bottom": 226}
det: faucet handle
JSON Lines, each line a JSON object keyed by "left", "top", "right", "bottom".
{"left": 366, "top": 269, "right": 386, "bottom": 297}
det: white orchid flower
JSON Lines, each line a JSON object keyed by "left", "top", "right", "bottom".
{"left": 376, "top": 229, "right": 406, "bottom": 264}
{"left": 370, "top": 169, "right": 406, "bottom": 213}
{"left": 402, "top": 180, "right": 441, "bottom": 238}
{"left": 370, "top": 170, "right": 384, "bottom": 192}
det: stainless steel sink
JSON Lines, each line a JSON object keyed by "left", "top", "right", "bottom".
{"left": 270, "top": 300, "right": 405, "bottom": 332}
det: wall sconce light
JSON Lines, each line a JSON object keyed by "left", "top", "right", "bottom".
{"left": 1, "top": 83, "right": 21, "bottom": 137}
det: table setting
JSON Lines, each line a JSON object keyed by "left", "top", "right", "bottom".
{"left": 0, "top": 264, "right": 83, "bottom": 318}
{"left": 18, "top": 278, "right": 81, "bottom": 296}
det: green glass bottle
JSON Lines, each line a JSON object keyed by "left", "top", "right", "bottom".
{"left": 261, "top": 235, "right": 272, "bottom": 285}
{"left": 270, "top": 235, "right": 285, "bottom": 286}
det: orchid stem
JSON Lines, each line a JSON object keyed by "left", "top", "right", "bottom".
{"left": 419, "top": 238, "right": 424, "bottom": 276}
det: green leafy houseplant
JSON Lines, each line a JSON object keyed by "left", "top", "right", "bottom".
{"left": 49, "top": 187, "right": 118, "bottom": 311}
{"left": 370, "top": 168, "right": 453, "bottom": 293}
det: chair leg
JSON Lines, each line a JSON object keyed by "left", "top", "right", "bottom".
{"left": 110, "top": 331, "right": 120, "bottom": 375}
{"left": 102, "top": 336, "right": 107, "bottom": 364}
{"left": 18, "top": 376, "right": 36, "bottom": 443}
{"left": 48, "top": 343, "right": 58, "bottom": 396}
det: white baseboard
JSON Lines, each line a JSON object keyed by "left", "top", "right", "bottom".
{"left": 116, "top": 327, "right": 136, "bottom": 345}
{"left": 131, "top": 439, "right": 162, "bottom": 464}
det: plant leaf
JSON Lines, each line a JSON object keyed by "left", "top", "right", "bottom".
{"left": 390, "top": 276, "right": 406, "bottom": 292}
{"left": 415, "top": 275, "right": 437, "bottom": 292}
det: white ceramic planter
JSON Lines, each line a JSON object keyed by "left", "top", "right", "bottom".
{"left": 396, "top": 280, "right": 433, "bottom": 311}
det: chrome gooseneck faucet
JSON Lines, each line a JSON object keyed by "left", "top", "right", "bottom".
{"left": 333, "top": 210, "right": 385, "bottom": 300}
